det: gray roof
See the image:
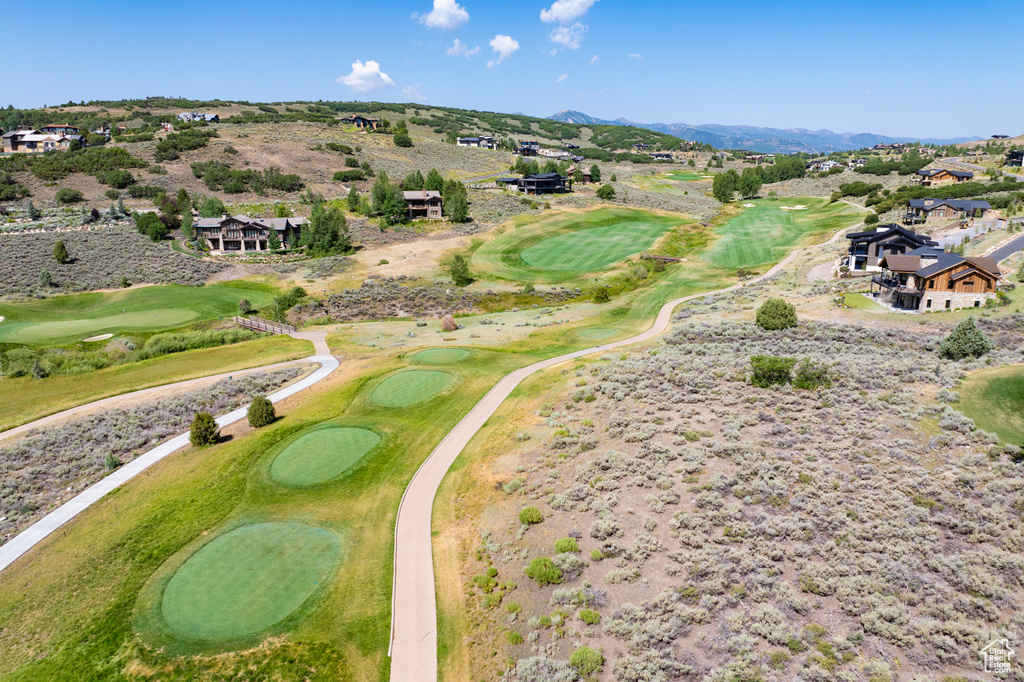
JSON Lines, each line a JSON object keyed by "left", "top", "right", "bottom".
{"left": 917, "top": 168, "right": 973, "bottom": 179}
{"left": 908, "top": 198, "right": 989, "bottom": 211}
{"left": 403, "top": 190, "right": 442, "bottom": 200}
{"left": 915, "top": 252, "right": 966, "bottom": 278}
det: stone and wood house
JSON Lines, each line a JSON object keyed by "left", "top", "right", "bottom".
{"left": 872, "top": 249, "right": 1001, "bottom": 311}
{"left": 912, "top": 168, "right": 974, "bottom": 186}
{"left": 905, "top": 199, "right": 990, "bottom": 223}
{"left": 193, "top": 215, "right": 308, "bottom": 253}
{"left": 845, "top": 224, "right": 939, "bottom": 273}
{"left": 403, "top": 190, "right": 443, "bottom": 219}
{"left": 340, "top": 115, "right": 379, "bottom": 129}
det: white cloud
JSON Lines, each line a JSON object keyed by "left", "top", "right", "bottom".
{"left": 556, "top": 73, "right": 568, "bottom": 83}
{"left": 488, "top": 34, "right": 519, "bottom": 66}
{"left": 589, "top": 54, "right": 599, "bottom": 65}
{"left": 413, "top": 0, "right": 469, "bottom": 30}
{"left": 337, "top": 60, "right": 395, "bottom": 93}
{"left": 403, "top": 84, "right": 427, "bottom": 102}
{"left": 549, "top": 22, "right": 587, "bottom": 50}
{"left": 446, "top": 38, "right": 480, "bottom": 57}
{"left": 628, "top": 52, "right": 643, "bottom": 61}
{"left": 540, "top": 0, "right": 597, "bottom": 23}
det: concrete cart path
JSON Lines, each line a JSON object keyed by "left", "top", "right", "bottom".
{"left": 388, "top": 245, "right": 810, "bottom": 681}
{"left": 0, "top": 333, "right": 338, "bottom": 574}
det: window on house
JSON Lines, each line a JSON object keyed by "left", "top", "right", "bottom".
{"left": 945, "top": 300, "right": 951, "bottom": 309}
{"left": 963, "top": 281, "right": 974, "bottom": 287}
{"left": 928, "top": 280, "right": 934, "bottom": 289}
{"left": 974, "top": 301, "right": 980, "bottom": 307}
{"left": 926, "top": 299, "right": 932, "bottom": 309}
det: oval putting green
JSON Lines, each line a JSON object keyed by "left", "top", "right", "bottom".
{"left": 412, "top": 348, "right": 471, "bottom": 364}
{"left": 578, "top": 328, "right": 617, "bottom": 340}
{"left": 520, "top": 221, "right": 674, "bottom": 271}
{"left": 270, "top": 427, "right": 381, "bottom": 486}
{"left": 161, "top": 523, "right": 340, "bottom": 641}
{"left": 0, "top": 309, "right": 198, "bottom": 344}
{"left": 372, "top": 370, "right": 455, "bottom": 407}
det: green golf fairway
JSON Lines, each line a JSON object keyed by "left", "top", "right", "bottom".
{"left": 521, "top": 221, "right": 674, "bottom": 271}
{"left": 160, "top": 523, "right": 340, "bottom": 641}
{"left": 959, "top": 365, "right": 1024, "bottom": 445}
{"left": 0, "top": 283, "right": 277, "bottom": 345}
{"left": 703, "top": 198, "right": 862, "bottom": 269}
{"left": 371, "top": 370, "right": 455, "bottom": 407}
{"left": 270, "top": 427, "right": 381, "bottom": 486}
{"left": 578, "top": 327, "right": 618, "bottom": 340}
{"left": 664, "top": 171, "right": 712, "bottom": 182}
{"left": 412, "top": 348, "right": 471, "bottom": 364}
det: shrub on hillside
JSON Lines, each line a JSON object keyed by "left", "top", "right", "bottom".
{"left": 523, "top": 557, "right": 562, "bottom": 586}
{"left": 555, "top": 537, "right": 580, "bottom": 554}
{"left": 247, "top": 394, "right": 276, "bottom": 428}
{"left": 519, "top": 506, "right": 544, "bottom": 525}
{"left": 569, "top": 646, "right": 604, "bottom": 677}
{"left": 189, "top": 411, "right": 220, "bottom": 447}
{"left": 938, "top": 317, "right": 993, "bottom": 360}
{"left": 750, "top": 354, "right": 797, "bottom": 388}
{"left": 792, "top": 359, "right": 832, "bottom": 389}
{"left": 756, "top": 298, "right": 797, "bottom": 330}
{"left": 53, "top": 240, "right": 68, "bottom": 264}
{"left": 592, "top": 287, "right": 611, "bottom": 303}
{"left": 55, "top": 188, "right": 84, "bottom": 205}
{"left": 441, "top": 314, "right": 458, "bottom": 332}
{"left": 596, "top": 184, "right": 615, "bottom": 200}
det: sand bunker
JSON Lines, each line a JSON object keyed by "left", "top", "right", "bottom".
{"left": 82, "top": 333, "right": 114, "bottom": 342}
{"left": 0, "top": 316, "right": 4, "bottom": 322}
{"left": 781, "top": 205, "right": 808, "bottom": 210}
{"left": 743, "top": 203, "right": 756, "bottom": 208}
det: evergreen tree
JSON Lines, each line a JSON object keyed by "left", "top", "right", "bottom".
{"left": 425, "top": 168, "right": 444, "bottom": 192}
{"left": 589, "top": 164, "right": 601, "bottom": 183}
{"left": 449, "top": 254, "right": 472, "bottom": 286}
{"left": 181, "top": 208, "right": 194, "bottom": 239}
{"left": 446, "top": 191, "right": 469, "bottom": 222}
{"left": 53, "top": 240, "right": 69, "bottom": 264}
{"left": 304, "top": 203, "right": 351, "bottom": 256}
{"left": 403, "top": 170, "right": 425, "bottom": 190}
{"left": 267, "top": 228, "right": 281, "bottom": 250}
{"left": 393, "top": 120, "right": 413, "bottom": 148}
{"left": 347, "top": 184, "right": 360, "bottom": 212}
{"left": 756, "top": 298, "right": 798, "bottom": 331}
{"left": 380, "top": 183, "right": 408, "bottom": 226}
{"left": 247, "top": 394, "right": 276, "bottom": 428}
{"left": 189, "top": 411, "right": 220, "bottom": 447}
{"left": 27, "top": 200, "right": 41, "bottom": 220}
{"left": 371, "top": 170, "right": 391, "bottom": 214}
{"left": 116, "top": 196, "right": 127, "bottom": 218}
{"left": 938, "top": 317, "right": 994, "bottom": 360}
{"left": 39, "top": 270, "right": 52, "bottom": 287}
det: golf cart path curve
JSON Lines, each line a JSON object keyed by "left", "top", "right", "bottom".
{"left": 0, "top": 332, "right": 337, "bottom": 574}
{"left": 388, "top": 242, "right": 814, "bottom": 681}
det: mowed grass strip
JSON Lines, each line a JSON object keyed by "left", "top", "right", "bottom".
{"left": 0, "top": 335, "right": 312, "bottom": 432}
{"left": 270, "top": 427, "right": 381, "bottom": 487}
{"left": 0, "top": 283, "right": 277, "bottom": 345}
{"left": 371, "top": 370, "right": 455, "bottom": 407}
{"left": 520, "top": 221, "right": 674, "bottom": 271}
{"left": 959, "top": 365, "right": 1024, "bottom": 445}
{"left": 412, "top": 348, "right": 471, "bottom": 365}
{"left": 160, "top": 523, "right": 341, "bottom": 641}
{"left": 703, "top": 198, "right": 862, "bottom": 269}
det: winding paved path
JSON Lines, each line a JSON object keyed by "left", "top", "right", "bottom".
{"left": 387, "top": 246, "right": 812, "bottom": 681}
{"left": 0, "top": 332, "right": 337, "bottom": 574}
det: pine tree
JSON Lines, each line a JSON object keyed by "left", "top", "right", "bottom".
{"left": 589, "top": 164, "right": 601, "bottom": 183}
{"left": 247, "top": 394, "right": 276, "bottom": 428}
{"left": 189, "top": 411, "right": 220, "bottom": 447}
{"left": 446, "top": 191, "right": 469, "bottom": 222}
{"left": 425, "top": 169, "right": 444, "bottom": 192}
{"left": 756, "top": 298, "right": 798, "bottom": 330}
{"left": 347, "top": 184, "right": 360, "bottom": 212}
{"left": 450, "top": 254, "right": 472, "bottom": 286}
{"left": 938, "top": 317, "right": 994, "bottom": 360}
{"left": 181, "top": 208, "right": 194, "bottom": 239}
{"left": 267, "top": 228, "right": 281, "bottom": 250}
{"left": 53, "top": 240, "right": 69, "bottom": 264}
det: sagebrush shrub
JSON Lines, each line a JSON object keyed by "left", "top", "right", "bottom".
{"left": 555, "top": 537, "right": 580, "bottom": 554}
{"left": 523, "top": 557, "right": 562, "bottom": 586}
{"left": 569, "top": 646, "right": 604, "bottom": 676}
{"left": 750, "top": 355, "right": 797, "bottom": 387}
{"left": 519, "top": 506, "right": 544, "bottom": 524}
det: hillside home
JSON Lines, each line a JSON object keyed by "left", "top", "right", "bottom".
{"left": 573, "top": 168, "right": 593, "bottom": 184}
{"left": 1006, "top": 150, "right": 1024, "bottom": 167}
{"left": 872, "top": 249, "right": 1001, "bottom": 311}
{"left": 517, "top": 173, "right": 569, "bottom": 195}
{"left": 193, "top": 215, "right": 307, "bottom": 253}
{"left": 906, "top": 199, "right": 990, "bottom": 223}
{"left": 845, "top": 224, "right": 939, "bottom": 273}
{"left": 2, "top": 129, "right": 79, "bottom": 153}
{"left": 40, "top": 123, "right": 81, "bottom": 136}
{"left": 632, "top": 143, "right": 652, "bottom": 152}
{"left": 848, "top": 157, "right": 869, "bottom": 168}
{"left": 403, "top": 190, "right": 443, "bottom": 219}
{"left": 651, "top": 152, "right": 673, "bottom": 160}
{"left": 537, "top": 148, "right": 570, "bottom": 160}
{"left": 177, "top": 113, "right": 219, "bottom": 123}
{"left": 912, "top": 168, "right": 973, "bottom": 186}
{"left": 516, "top": 141, "right": 540, "bottom": 157}
{"left": 456, "top": 136, "right": 496, "bottom": 149}
{"left": 340, "top": 115, "right": 379, "bottom": 129}
{"left": 808, "top": 160, "right": 840, "bottom": 172}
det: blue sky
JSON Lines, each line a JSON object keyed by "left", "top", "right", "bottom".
{"left": 4, "top": 0, "right": 1022, "bottom": 139}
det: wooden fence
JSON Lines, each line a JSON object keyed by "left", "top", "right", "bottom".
{"left": 233, "top": 316, "right": 297, "bottom": 334}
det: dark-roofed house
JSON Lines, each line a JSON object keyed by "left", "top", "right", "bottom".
{"left": 193, "top": 215, "right": 307, "bottom": 252}
{"left": 40, "top": 124, "right": 82, "bottom": 136}
{"left": 456, "top": 136, "right": 496, "bottom": 149}
{"left": 632, "top": 143, "right": 652, "bottom": 152}
{"left": 403, "top": 190, "right": 443, "bottom": 219}
{"left": 650, "top": 152, "right": 673, "bottom": 160}
{"left": 516, "top": 141, "right": 540, "bottom": 157}
{"left": 845, "top": 224, "right": 939, "bottom": 273}
{"left": 516, "top": 173, "right": 569, "bottom": 195}
{"left": 1007, "top": 150, "right": 1024, "bottom": 167}
{"left": 912, "top": 168, "right": 974, "bottom": 186}
{"left": 906, "top": 199, "right": 990, "bottom": 223}
{"left": 872, "top": 250, "right": 1001, "bottom": 311}
{"left": 340, "top": 115, "right": 379, "bottom": 129}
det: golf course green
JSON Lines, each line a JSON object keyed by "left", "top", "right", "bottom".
{"left": 959, "top": 365, "right": 1024, "bottom": 445}
{"left": 371, "top": 370, "right": 455, "bottom": 407}
{"left": 160, "top": 523, "right": 340, "bottom": 641}
{"left": 703, "top": 198, "right": 863, "bottom": 269}
{"left": 474, "top": 208, "right": 686, "bottom": 283}
{"left": 0, "top": 283, "right": 277, "bottom": 345}
{"left": 664, "top": 171, "right": 713, "bottom": 182}
{"left": 412, "top": 348, "right": 471, "bottom": 364}
{"left": 270, "top": 427, "right": 381, "bottom": 486}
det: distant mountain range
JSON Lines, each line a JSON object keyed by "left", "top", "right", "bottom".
{"left": 548, "top": 110, "right": 979, "bottom": 154}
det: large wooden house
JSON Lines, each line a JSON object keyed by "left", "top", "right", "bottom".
{"left": 845, "top": 224, "right": 939, "bottom": 273}
{"left": 912, "top": 168, "right": 974, "bottom": 186}
{"left": 403, "top": 191, "right": 443, "bottom": 219}
{"left": 872, "top": 249, "right": 1001, "bottom": 311}
{"left": 193, "top": 215, "right": 308, "bottom": 253}
{"left": 40, "top": 123, "right": 81, "bottom": 136}
{"left": 906, "top": 198, "right": 990, "bottom": 223}
{"left": 1, "top": 129, "right": 83, "bottom": 153}
{"left": 513, "top": 173, "right": 569, "bottom": 195}
{"left": 340, "top": 115, "right": 379, "bottom": 129}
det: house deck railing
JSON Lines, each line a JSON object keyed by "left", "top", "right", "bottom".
{"left": 234, "top": 316, "right": 297, "bottom": 334}
{"left": 872, "top": 276, "right": 921, "bottom": 296}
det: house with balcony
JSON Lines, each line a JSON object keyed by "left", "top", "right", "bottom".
{"left": 193, "top": 215, "right": 307, "bottom": 253}
{"left": 40, "top": 123, "right": 82, "bottom": 136}
{"left": 1006, "top": 150, "right": 1024, "bottom": 167}
{"left": 403, "top": 190, "right": 443, "bottom": 219}
{"left": 912, "top": 168, "right": 973, "bottom": 186}
{"left": 845, "top": 224, "right": 939, "bottom": 273}
{"left": 871, "top": 249, "right": 1001, "bottom": 311}
{"left": 906, "top": 199, "right": 990, "bottom": 223}
{"left": 456, "top": 135, "right": 496, "bottom": 149}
